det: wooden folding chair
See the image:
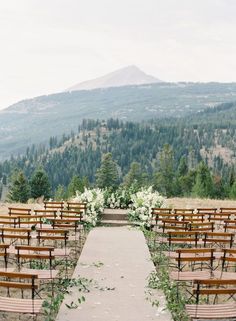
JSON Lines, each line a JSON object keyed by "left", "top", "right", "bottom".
{"left": 186, "top": 279, "right": 236, "bottom": 320}
{"left": 202, "top": 232, "right": 234, "bottom": 249}
{"left": 0, "top": 271, "right": 43, "bottom": 316}
{"left": 15, "top": 245, "right": 58, "bottom": 280}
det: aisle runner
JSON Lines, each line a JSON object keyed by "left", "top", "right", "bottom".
{"left": 56, "top": 227, "right": 172, "bottom": 321}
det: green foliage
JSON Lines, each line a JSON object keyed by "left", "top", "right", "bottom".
{"left": 153, "top": 144, "right": 176, "bottom": 197}
{"left": 67, "top": 175, "right": 85, "bottom": 198}
{"left": 192, "top": 161, "right": 214, "bottom": 198}
{"left": 8, "top": 170, "right": 30, "bottom": 203}
{"left": 30, "top": 168, "right": 51, "bottom": 199}
{"left": 2, "top": 115, "right": 236, "bottom": 199}
{"left": 229, "top": 181, "right": 236, "bottom": 199}
{"left": 54, "top": 184, "right": 66, "bottom": 201}
{"left": 123, "top": 162, "right": 147, "bottom": 189}
{"left": 96, "top": 153, "right": 119, "bottom": 189}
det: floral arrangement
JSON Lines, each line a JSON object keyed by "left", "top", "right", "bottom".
{"left": 72, "top": 188, "right": 105, "bottom": 226}
{"left": 71, "top": 186, "right": 166, "bottom": 228}
{"left": 128, "top": 186, "right": 166, "bottom": 227}
{"left": 104, "top": 187, "right": 133, "bottom": 209}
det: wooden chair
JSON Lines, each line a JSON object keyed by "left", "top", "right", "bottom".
{"left": 0, "top": 227, "right": 31, "bottom": 245}
{"left": 0, "top": 271, "right": 43, "bottom": 315}
{"left": 15, "top": 245, "right": 58, "bottom": 280}
{"left": 36, "top": 228, "right": 69, "bottom": 254}
{"left": 202, "top": 232, "right": 234, "bottom": 249}
{"left": 185, "top": 279, "right": 236, "bottom": 320}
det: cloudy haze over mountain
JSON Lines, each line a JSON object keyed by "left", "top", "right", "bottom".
{"left": 0, "top": 0, "right": 236, "bottom": 109}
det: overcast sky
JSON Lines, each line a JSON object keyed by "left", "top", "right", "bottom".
{"left": 0, "top": 0, "right": 236, "bottom": 109}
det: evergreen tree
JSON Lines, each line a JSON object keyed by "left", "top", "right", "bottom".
{"left": 123, "top": 162, "right": 143, "bottom": 188}
{"left": 8, "top": 171, "right": 30, "bottom": 203}
{"left": 153, "top": 144, "right": 175, "bottom": 197}
{"left": 67, "top": 175, "right": 85, "bottom": 198}
{"left": 30, "top": 168, "right": 51, "bottom": 199}
{"left": 229, "top": 181, "right": 236, "bottom": 199}
{"left": 192, "top": 162, "right": 214, "bottom": 198}
{"left": 96, "top": 153, "right": 119, "bottom": 189}
{"left": 54, "top": 184, "right": 66, "bottom": 201}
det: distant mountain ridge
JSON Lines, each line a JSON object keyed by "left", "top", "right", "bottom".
{"left": 67, "top": 65, "right": 162, "bottom": 91}
{"left": 0, "top": 82, "right": 236, "bottom": 159}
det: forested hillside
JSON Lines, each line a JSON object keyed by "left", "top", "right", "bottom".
{"left": 1, "top": 82, "right": 236, "bottom": 159}
{"left": 1, "top": 101, "right": 236, "bottom": 199}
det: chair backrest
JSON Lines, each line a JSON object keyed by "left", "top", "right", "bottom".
{"left": 67, "top": 202, "right": 87, "bottom": 213}
{"left": 175, "top": 248, "right": 215, "bottom": 271}
{"left": 50, "top": 217, "right": 81, "bottom": 233}
{"left": 173, "top": 208, "right": 194, "bottom": 214}
{"left": 160, "top": 219, "right": 189, "bottom": 232}
{"left": 8, "top": 207, "right": 31, "bottom": 216}
{"left": 181, "top": 213, "right": 206, "bottom": 222}
{"left": 224, "top": 220, "right": 236, "bottom": 232}
{"left": 167, "top": 231, "right": 200, "bottom": 247}
{"left": 15, "top": 245, "right": 55, "bottom": 270}
{"left": 34, "top": 209, "right": 58, "bottom": 218}
{"left": 44, "top": 201, "right": 64, "bottom": 210}
{"left": 221, "top": 248, "right": 236, "bottom": 271}
{"left": 189, "top": 222, "right": 214, "bottom": 232}
{"left": 0, "top": 227, "right": 31, "bottom": 245}
{"left": 193, "top": 278, "right": 236, "bottom": 304}
{"left": 0, "top": 270, "right": 39, "bottom": 300}
{"left": 60, "top": 210, "right": 83, "bottom": 220}
{"left": 36, "top": 228, "right": 69, "bottom": 248}
{"left": 203, "top": 232, "right": 234, "bottom": 248}
{"left": 220, "top": 207, "right": 236, "bottom": 213}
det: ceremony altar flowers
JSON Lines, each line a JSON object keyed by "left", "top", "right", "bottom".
{"left": 128, "top": 186, "right": 166, "bottom": 227}
{"left": 72, "top": 188, "right": 105, "bottom": 226}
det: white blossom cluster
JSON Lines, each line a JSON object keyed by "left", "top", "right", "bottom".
{"left": 105, "top": 188, "right": 131, "bottom": 209}
{"left": 72, "top": 188, "right": 105, "bottom": 226}
{"left": 128, "top": 186, "right": 166, "bottom": 227}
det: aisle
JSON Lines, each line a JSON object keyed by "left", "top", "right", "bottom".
{"left": 56, "top": 226, "right": 172, "bottom": 321}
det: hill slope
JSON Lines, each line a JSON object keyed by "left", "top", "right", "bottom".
{"left": 0, "top": 82, "right": 236, "bottom": 159}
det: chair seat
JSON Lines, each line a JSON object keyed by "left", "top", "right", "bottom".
{"left": 21, "top": 268, "right": 59, "bottom": 279}
{"left": 186, "top": 303, "right": 236, "bottom": 319}
{"left": 0, "top": 296, "right": 43, "bottom": 314}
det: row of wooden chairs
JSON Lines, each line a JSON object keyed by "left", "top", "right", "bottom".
{"left": 151, "top": 208, "right": 236, "bottom": 320}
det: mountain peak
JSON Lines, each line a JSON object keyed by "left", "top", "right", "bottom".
{"left": 67, "top": 65, "right": 162, "bottom": 91}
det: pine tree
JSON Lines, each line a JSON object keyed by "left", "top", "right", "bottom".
{"left": 30, "top": 168, "right": 51, "bottom": 199}
{"left": 123, "top": 162, "right": 143, "bottom": 189}
{"left": 96, "top": 153, "right": 119, "bottom": 189}
{"left": 54, "top": 184, "right": 66, "bottom": 201}
{"left": 8, "top": 171, "right": 30, "bottom": 203}
{"left": 67, "top": 175, "right": 85, "bottom": 198}
{"left": 192, "top": 162, "right": 214, "bottom": 198}
{"left": 154, "top": 144, "right": 175, "bottom": 197}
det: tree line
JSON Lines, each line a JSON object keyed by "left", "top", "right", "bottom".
{"left": 1, "top": 110, "right": 236, "bottom": 200}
